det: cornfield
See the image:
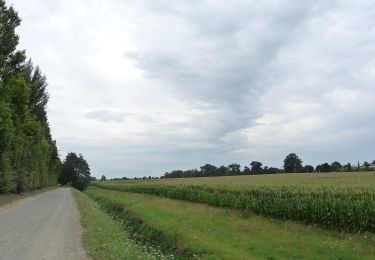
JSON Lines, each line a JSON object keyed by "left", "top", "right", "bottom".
{"left": 94, "top": 182, "right": 375, "bottom": 233}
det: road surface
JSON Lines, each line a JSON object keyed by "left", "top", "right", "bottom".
{"left": 0, "top": 188, "right": 89, "bottom": 260}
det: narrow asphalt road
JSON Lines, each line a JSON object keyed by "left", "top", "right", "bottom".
{"left": 0, "top": 188, "right": 89, "bottom": 260}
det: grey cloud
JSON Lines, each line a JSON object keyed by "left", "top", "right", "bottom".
{"left": 85, "top": 109, "right": 128, "bottom": 123}
{"left": 10, "top": 0, "right": 375, "bottom": 177}
{"left": 126, "top": 1, "right": 324, "bottom": 104}
{"left": 124, "top": 1, "right": 319, "bottom": 146}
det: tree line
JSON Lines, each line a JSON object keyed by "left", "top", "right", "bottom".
{"left": 0, "top": 1, "right": 61, "bottom": 193}
{"left": 162, "top": 153, "right": 374, "bottom": 179}
{"left": 0, "top": 1, "right": 94, "bottom": 193}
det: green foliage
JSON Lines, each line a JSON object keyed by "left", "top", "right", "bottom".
{"left": 60, "top": 153, "right": 91, "bottom": 191}
{"left": 303, "top": 164, "right": 314, "bottom": 173}
{"left": 72, "top": 189, "right": 157, "bottom": 260}
{"left": 94, "top": 182, "right": 375, "bottom": 234}
{"left": 250, "top": 161, "right": 263, "bottom": 174}
{"left": 0, "top": 1, "right": 60, "bottom": 193}
{"left": 364, "top": 161, "right": 370, "bottom": 170}
{"left": 85, "top": 187, "right": 375, "bottom": 259}
{"left": 283, "top": 153, "right": 303, "bottom": 173}
{"left": 316, "top": 163, "right": 332, "bottom": 172}
{"left": 227, "top": 163, "right": 241, "bottom": 175}
{"left": 163, "top": 162, "right": 282, "bottom": 178}
{"left": 84, "top": 188, "right": 197, "bottom": 259}
{"left": 0, "top": 0, "right": 26, "bottom": 81}
{"left": 200, "top": 164, "right": 217, "bottom": 177}
{"left": 331, "top": 161, "right": 342, "bottom": 172}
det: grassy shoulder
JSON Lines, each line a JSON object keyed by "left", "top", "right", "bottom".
{"left": 86, "top": 186, "right": 375, "bottom": 260}
{"left": 72, "top": 188, "right": 158, "bottom": 260}
{"left": 0, "top": 186, "right": 57, "bottom": 207}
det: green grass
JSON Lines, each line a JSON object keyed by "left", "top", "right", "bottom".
{"left": 72, "top": 189, "right": 158, "bottom": 260}
{"left": 85, "top": 186, "right": 375, "bottom": 260}
{"left": 94, "top": 179, "right": 375, "bottom": 233}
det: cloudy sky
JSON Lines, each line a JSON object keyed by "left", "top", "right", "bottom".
{"left": 7, "top": 0, "right": 375, "bottom": 178}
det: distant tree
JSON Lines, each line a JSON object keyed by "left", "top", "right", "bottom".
{"left": 364, "top": 161, "right": 370, "bottom": 170}
{"left": 216, "top": 165, "right": 228, "bottom": 176}
{"left": 283, "top": 153, "right": 303, "bottom": 173}
{"left": 340, "top": 163, "right": 351, "bottom": 172}
{"left": 303, "top": 165, "right": 314, "bottom": 173}
{"left": 243, "top": 166, "right": 251, "bottom": 175}
{"left": 319, "top": 163, "right": 331, "bottom": 173}
{"left": 60, "top": 153, "right": 91, "bottom": 191}
{"left": 101, "top": 175, "right": 106, "bottom": 181}
{"left": 200, "top": 164, "right": 217, "bottom": 177}
{"left": 227, "top": 163, "right": 241, "bottom": 175}
{"left": 331, "top": 161, "right": 342, "bottom": 172}
{"left": 183, "top": 169, "right": 199, "bottom": 178}
{"left": 266, "top": 167, "right": 281, "bottom": 174}
{"left": 164, "top": 170, "right": 184, "bottom": 178}
{"left": 250, "top": 161, "right": 263, "bottom": 174}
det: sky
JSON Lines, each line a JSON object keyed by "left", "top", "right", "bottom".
{"left": 7, "top": 0, "right": 375, "bottom": 178}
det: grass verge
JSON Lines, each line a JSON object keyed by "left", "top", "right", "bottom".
{"left": 86, "top": 186, "right": 375, "bottom": 260}
{"left": 72, "top": 188, "right": 160, "bottom": 260}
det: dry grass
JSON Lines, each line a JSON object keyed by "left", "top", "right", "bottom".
{"left": 103, "top": 172, "right": 375, "bottom": 188}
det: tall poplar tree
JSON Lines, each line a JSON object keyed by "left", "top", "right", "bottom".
{"left": 0, "top": 0, "right": 61, "bottom": 193}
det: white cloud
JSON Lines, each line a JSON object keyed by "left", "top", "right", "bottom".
{"left": 7, "top": 0, "right": 375, "bottom": 177}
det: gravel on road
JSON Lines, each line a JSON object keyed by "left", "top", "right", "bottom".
{"left": 0, "top": 188, "right": 89, "bottom": 260}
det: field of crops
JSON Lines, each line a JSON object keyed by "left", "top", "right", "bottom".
{"left": 105, "top": 172, "right": 375, "bottom": 188}
{"left": 84, "top": 172, "right": 375, "bottom": 258}
{"left": 84, "top": 186, "right": 375, "bottom": 259}
{"left": 95, "top": 172, "right": 375, "bottom": 233}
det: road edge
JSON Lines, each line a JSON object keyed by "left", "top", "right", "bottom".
{"left": 0, "top": 186, "right": 58, "bottom": 212}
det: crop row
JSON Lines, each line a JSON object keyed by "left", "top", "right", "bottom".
{"left": 94, "top": 183, "right": 375, "bottom": 233}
